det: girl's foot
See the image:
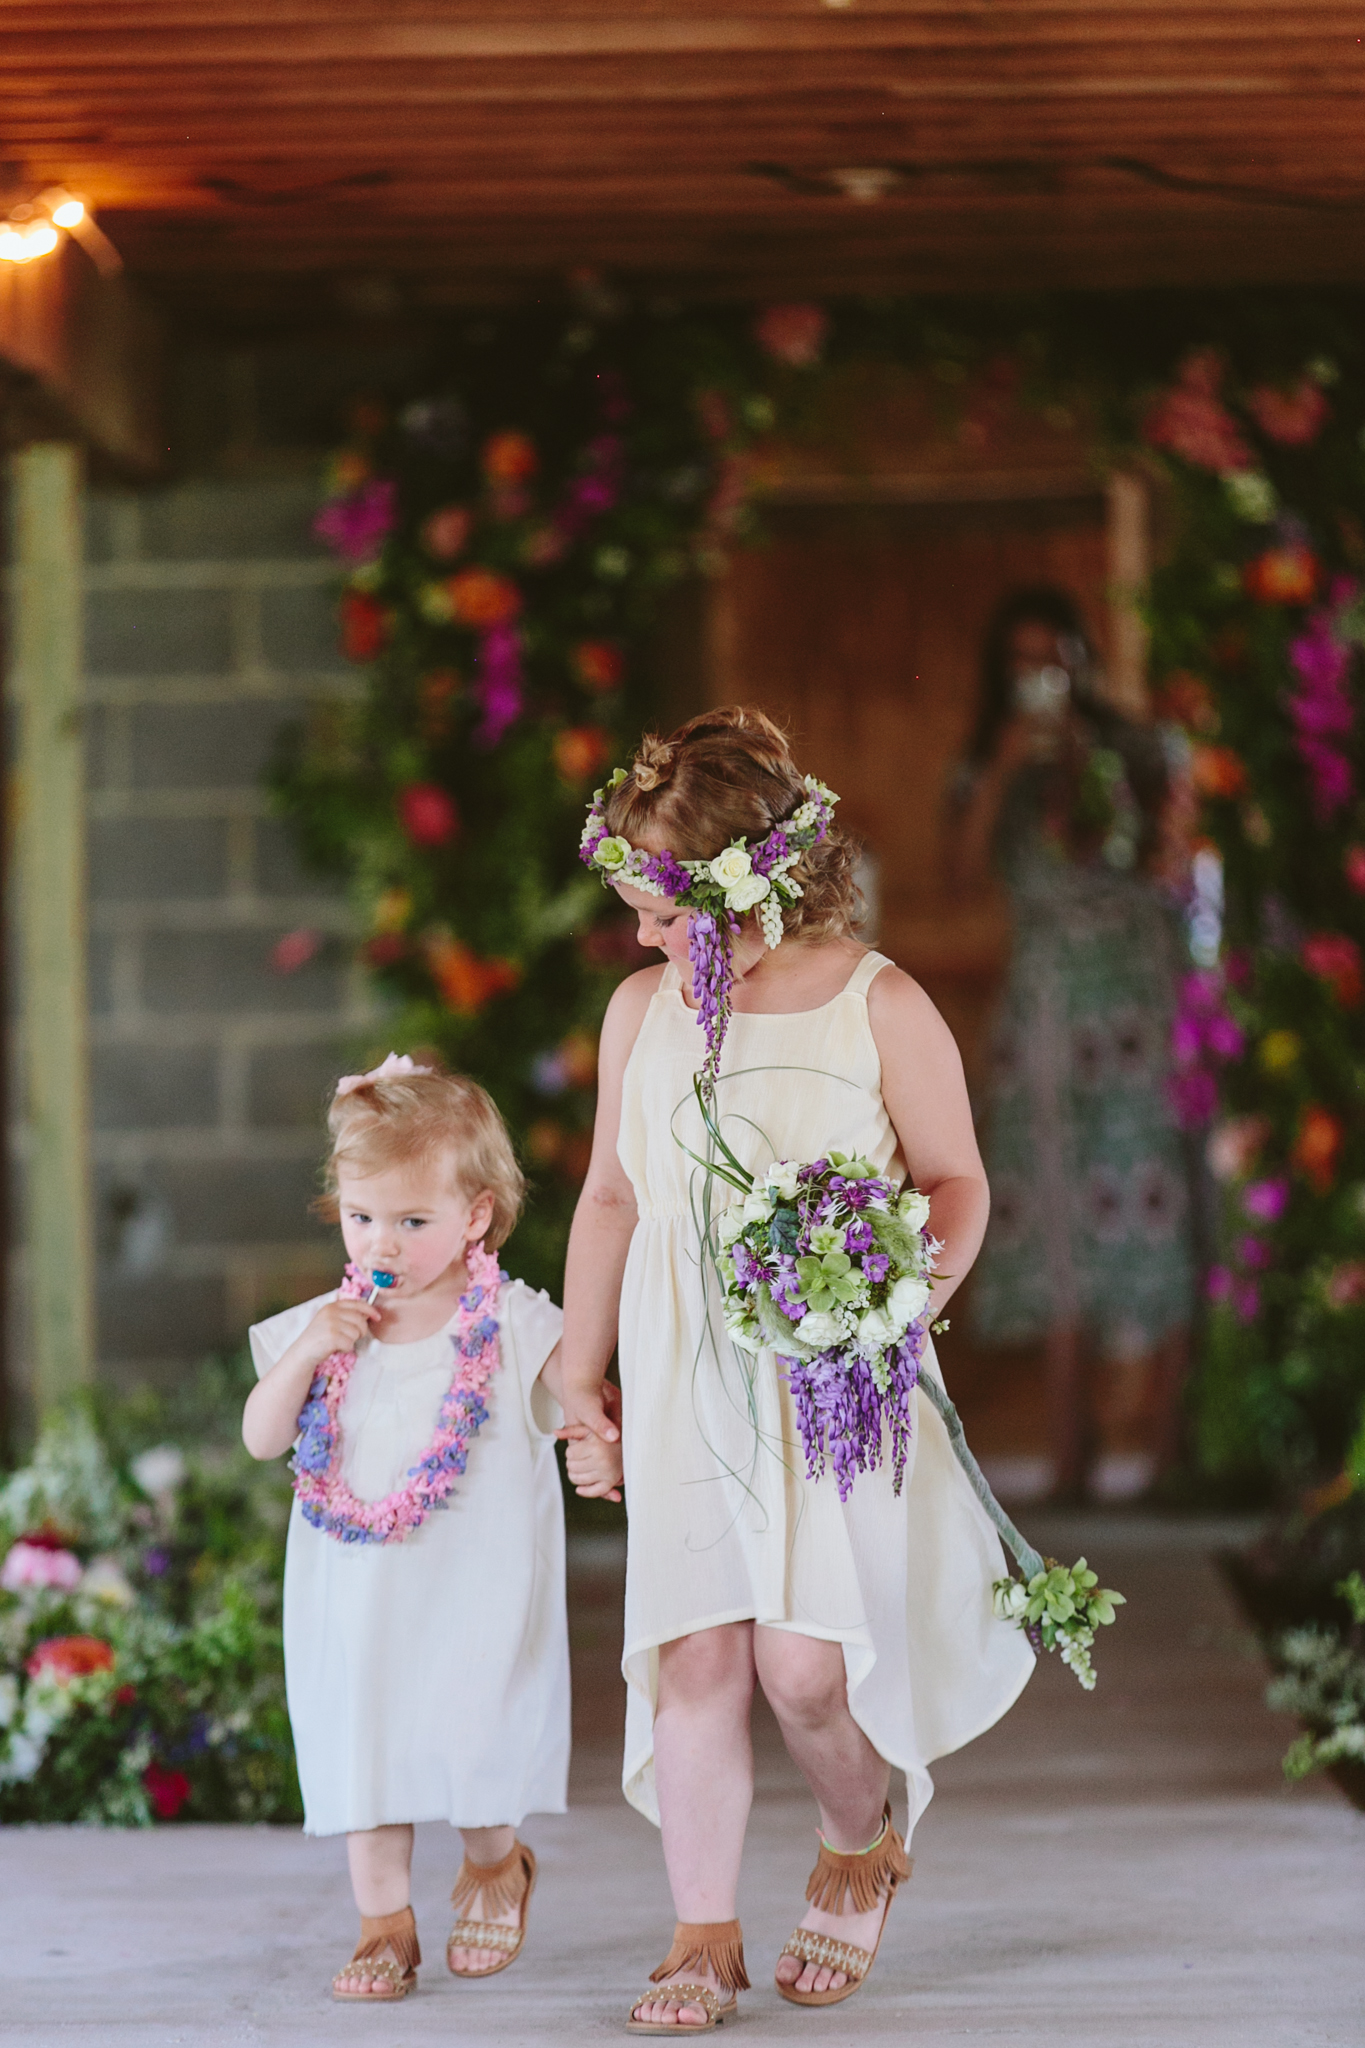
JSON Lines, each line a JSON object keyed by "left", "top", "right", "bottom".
{"left": 447, "top": 1840, "right": 537, "bottom": 1977}
{"left": 332, "top": 1906, "right": 420, "bottom": 2000}
{"left": 774, "top": 1805, "right": 910, "bottom": 2003}
{"left": 628, "top": 1920, "right": 748, "bottom": 2032}
{"left": 773, "top": 1897, "right": 889, "bottom": 1996}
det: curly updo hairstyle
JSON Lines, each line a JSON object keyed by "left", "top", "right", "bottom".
{"left": 602, "top": 704, "right": 859, "bottom": 941}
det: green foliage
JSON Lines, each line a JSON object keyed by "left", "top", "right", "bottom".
{"left": 992, "top": 1557, "right": 1125, "bottom": 1691}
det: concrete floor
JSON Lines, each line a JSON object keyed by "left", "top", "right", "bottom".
{"left": 2, "top": 1516, "right": 1363, "bottom": 2047}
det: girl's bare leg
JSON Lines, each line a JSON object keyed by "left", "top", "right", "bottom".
{"left": 336, "top": 1823, "right": 415, "bottom": 1995}
{"left": 756, "top": 1628, "right": 893, "bottom": 1997}
{"left": 632, "top": 1622, "right": 757, "bottom": 2029}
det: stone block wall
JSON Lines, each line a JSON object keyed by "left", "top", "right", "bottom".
{"left": 80, "top": 475, "right": 375, "bottom": 1387}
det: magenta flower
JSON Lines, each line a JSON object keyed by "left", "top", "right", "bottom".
{"left": 471, "top": 625, "right": 524, "bottom": 749}
{"left": 1233, "top": 1279, "right": 1261, "bottom": 1323}
{"left": 1242, "top": 1177, "right": 1290, "bottom": 1224}
{"left": 1203, "top": 1014, "right": 1246, "bottom": 1061}
{"left": 313, "top": 479, "right": 396, "bottom": 565}
{"left": 1206, "top": 1265, "right": 1234, "bottom": 1304}
{"left": 1170, "top": 1068, "right": 1218, "bottom": 1129}
{"left": 1237, "top": 1234, "right": 1274, "bottom": 1271}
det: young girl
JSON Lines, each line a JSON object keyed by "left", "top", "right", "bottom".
{"left": 562, "top": 708, "right": 1036, "bottom": 2032}
{"left": 244, "top": 1055, "right": 617, "bottom": 2001}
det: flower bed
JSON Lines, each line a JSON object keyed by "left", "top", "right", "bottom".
{"left": 0, "top": 1357, "right": 299, "bottom": 1826}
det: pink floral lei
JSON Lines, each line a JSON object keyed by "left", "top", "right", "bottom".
{"left": 290, "top": 1242, "right": 504, "bottom": 1545}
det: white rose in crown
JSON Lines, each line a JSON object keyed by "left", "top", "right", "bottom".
{"left": 709, "top": 844, "right": 754, "bottom": 890}
{"left": 761, "top": 1161, "right": 801, "bottom": 1201}
{"left": 886, "top": 1274, "right": 930, "bottom": 1335}
{"left": 725, "top": 872, "right": 772, "bottom": 914}
{"left": 897, "top": 1188, "right": 932, "bottom": 1230}
{"left": 593, "top": 835, "right": 632, "bottom": 873}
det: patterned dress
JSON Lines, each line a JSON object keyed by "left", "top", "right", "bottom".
{"left": 971, "top": 769, "right": 1195, "bottom": 1347}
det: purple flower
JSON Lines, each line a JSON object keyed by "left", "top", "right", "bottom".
{"left": 1203, "top": 1014, "right": 1246, "bottom": 1061}
{"left": 143, "top": 1546, "right": 171, "bottom": 1578}
{"left": 1242, "top": 1177, "right": 1290, "bottom": 1224}
{"left": 472, "top": 624, "right": 524, "bottom": 748}
{"left": 1237, "top": 1234, "right": 1273, "bottom": 1271}
{"left": 1233, "top": 1279, "right": 1261, "bottom": 1323}
{"left": 844, "top": 1217, "right": 875, "bottom": 1255}
{"left": 312, "top": 480, "right": 396, "bottom": 565}
{"left": 1206, "top": 1264, "right": 1233, "bottom": 1304}
{"left": 1172, "top": 1013, "right": 1204, "bottom": 1065}
{"left": 862, "top": 1251, "right": 890, "bottom": 1286}
{"left": 1170, "top": 1068, "right": 1218, "bottom": 1128}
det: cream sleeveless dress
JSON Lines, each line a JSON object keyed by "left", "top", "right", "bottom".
{"left": 616, "top": 950, "right": 1035, "bottom": 1833}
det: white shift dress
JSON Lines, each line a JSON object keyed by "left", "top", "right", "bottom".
{"left": 249, "top": 1277, "right": 568, "bottom": 1838}
{"left": 616, "top": 952, "right": 1036, "bottom": 1832}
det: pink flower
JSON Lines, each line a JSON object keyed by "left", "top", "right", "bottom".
{"left": 1170, "top": 1068, "right": 1218, "bottom": 1128}
{"left": 1344, "top": 846, "right": 1365, "bottom": 894}
{"left": 1325, "top": 1260, "right": 1365, "bottom": 1309}
{"left": 312, "top": 480, "right": 396, "bottom": 566}
{"left": 1236, "top": 1235, "right": 1273, "bottom": 1271}
{"left": 421, "top": 505, "right": 472, "bottom": 561}
{"left": 1207, "top": 1114, "right": 1270, "bottom": 1182}
{"left": 397, "top": 783, "right": 460, "bottom": 847}
{"left": 753, "top": 302, "right": 829, "bottom": 368}
{"left": 2, "top": 1541, "right": 82, "bottom": 1592}
{"left": 1242, "top": 1177, "right": 1290, "bottom": 1224}
{"left": 1203, "top": 1014, "right": 1246, "bottom": 1061}
{"left": 270, "top": 928, "right": 321, "bottom": 975}
{"left": 1247, "top": 379, "right": 1330, "bottom": 447}
{"left": 1206, "top": 1264, "right": 1234, "bottom": 1303}
{"left": 1143, "top": 349, "right": 1253, "bottom": 472}
{"left": 1171, "top": 1013, "right": 1204, "bottom": 1065}
{"left": 471, "top": 624, "right": 524, "bottom": 750}
{"left": 1233, "top": 1279, "right": 1261, "bottom": 1323}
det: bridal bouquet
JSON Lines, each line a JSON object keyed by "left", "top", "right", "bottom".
{"left": 715, "top": 1151, "right": 938, "bottom": 1501}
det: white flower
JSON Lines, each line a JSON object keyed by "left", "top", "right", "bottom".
{"left": 1, "top": 1729, "right": 45, "bottom": 1784}
{"left": 724, "top": 1309, "right": 763, "bottom": 1354}
{"left": 856, "top": 1306, "right": 894, "bottom": 1353}
{"left": 741, "top": 1188, "right": 774, "bottom": 1224}
{"left": 897, "top": 1188, "right": 931, "bottom": 1230}
{"left": 591, "top": 835, "right": 632, "bottom": 874}
{"left": 131, "top": 1444, "right": 185, "bottom": 1498}
{"left": 886, "top": 1274, "right": 930, "bottom": 1334}
{"left": 716, "top": 1207, "right": 748, "bottom": 1247}
{"left": 724, "top": 872, "right": 771, "bottom": 915}
{"left": 709, "top": 844, "right": 754, "bottom": 891}
{"left": 759, "top": 894, "right": 786, "bottom": 949}
{"left": 798, "top": 1309, "right": 846, "bottom": 1350}
{"left": 993, "top": 1578, "right": 1030, "bottom": 1622}
{"left": 0, "top": 1675, "right": 18, "bottom": 1729}
{"left": 81, "top": 1556, "right": 134, "bottom": 1608}
{"left": 761, "top": 1161, "right": 801, "bottom": 1200}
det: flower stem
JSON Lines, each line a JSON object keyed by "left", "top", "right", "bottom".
{"left": 915, "top": 1373, "right": 1046, "bottom": 1581}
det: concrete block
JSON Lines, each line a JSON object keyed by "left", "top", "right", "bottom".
{"left": 142, "top": 928, "right": 346, "bottom": 1013}
{"left": 138, "top": 480, "right": 325, "bottom": 563}
{"left": 127, "top": 699, "right": 299, "bottom": 790}
{"left": 259, "top": 584, "right": 344, "bottom": 672}
{"left": 91, "top": 1044, "right": 219, "bottom": 1130}
{"left": 160, "top": 1155, "right": 329, "bottom": 1247}
{"left": 247, "top": 1040, "right": 349, "bottom": 1130}
{"left": 85, "top": 586, "right": 234, "bottom": 679}
{"left": 97, "top": 1271, "right": 230, "bottom": 1363}
{"left": 88, "top": 817, "right": 230, "bottom": 900}
{"left": 84, "top": 494, "right": 135, "bottom": 567}
{"left": 252, "top": 816, "right": 343, "bottom": 899}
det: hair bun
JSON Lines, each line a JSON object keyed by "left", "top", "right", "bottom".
{"left": 632, "top": 734, "right": 675, "bottom": 793}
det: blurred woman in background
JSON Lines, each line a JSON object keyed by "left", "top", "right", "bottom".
{"left": 949, "top": 588, "right": 1194, "bottom": 1502}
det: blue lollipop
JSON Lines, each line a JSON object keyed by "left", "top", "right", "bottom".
{"left": 366, "top": 1270, "right": 396, "bottom": 1306}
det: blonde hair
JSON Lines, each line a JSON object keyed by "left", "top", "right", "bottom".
{"left": 323, "top": 1066, "right": 525, "bottom": 1248}
{"left": 604, "top": 704, "right": 859, "bottom": 940}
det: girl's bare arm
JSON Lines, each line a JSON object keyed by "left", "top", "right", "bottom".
{"left": 242, "top": 1297, "right": 379, "bottom": 1460}
{"left": 559, "top": 967, "right": 658, "bottom": 1442}
{"left": 867, "top": 965, "right": 990, "bottom": 1312}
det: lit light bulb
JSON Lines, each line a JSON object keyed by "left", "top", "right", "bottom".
{"left": 51, "top": 198, "right": 85, "bottom": 229}
{"left": 0, "top": 221, "right": 59, "bottom": 263}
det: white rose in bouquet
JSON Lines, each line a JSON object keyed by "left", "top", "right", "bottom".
{"left": 741, "top": 1187, "right": 774, "bottom": 1224}
{"left": 724, "top": 1308, "right": 764, "bottom": 1354}
{"left": 897, "top": 1188, "right": 931, "bottom": 1231}
{"left": 716, "top": 1206, "right": 748, "bottom": 1248}
{"left": 855, "top": 1305, "right": 894, "bottom": 1353}
{"left": 797, "top": 1309, "right": 846, "bottom": 1351}
{"left": 761, "top": 1161, "right": 801, "bottom": 1201}
{"left": 886, "top": 1274, "right": 930, "bottom": 1335}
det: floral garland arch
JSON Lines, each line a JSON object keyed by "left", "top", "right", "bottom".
{"left": 279, "top": 287, "right": 1365, "bottom": 1495}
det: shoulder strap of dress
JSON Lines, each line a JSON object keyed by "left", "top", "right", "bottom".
{"left": 844, "top": 950, "right": 892, "bottom": 1000}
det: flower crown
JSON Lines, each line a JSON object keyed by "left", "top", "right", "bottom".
{"left": 580, "top": 767, "right": 839, "bottom": 1090}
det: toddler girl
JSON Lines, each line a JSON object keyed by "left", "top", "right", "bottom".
{"left": 244, "top": 1054, "right": 617, "bottom": 2001}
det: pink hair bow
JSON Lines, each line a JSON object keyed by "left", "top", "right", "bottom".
{"left": 334, "top": 1051, "right": 433, "bottom": 1097}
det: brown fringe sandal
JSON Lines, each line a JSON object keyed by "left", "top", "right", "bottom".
{"left": 626, "top": 1919, "right": 749, "bottom": 2034}
{"left": 775, "top": 1801, "right": 910, "bottom": 2008}
{"left": 446, "top": 1839, "right": 537, "bottom": 1978}
{"left": 331, "top": 1905, "right": 420, "bottom": 2001}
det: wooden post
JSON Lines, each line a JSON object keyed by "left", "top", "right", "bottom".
{"left": 8, "top": 443, "right": 94, "bottom": 1410}
{"left": 1106, "top": 469, "right": 1151, "bottom": 718}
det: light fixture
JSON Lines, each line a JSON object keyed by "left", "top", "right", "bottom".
{"left": 0, "top": 188, "right": 120, "bottom": 274}
{"left": 829, "top": 167, "right": 901, "bottom": 204}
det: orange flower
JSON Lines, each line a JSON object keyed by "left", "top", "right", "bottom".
{"left": 1155, "top": 671, "right": 1219, "bottom": 735}
{"left": 1191, "top": 744, "right": 1249, "bottom": 800}
{"left": 481, "top": 431, "right": 538, "bottom": 485}
{"left": 445, "top": 568, "right": 521, "bottom": 629}
{"left": 553, "top": 725, "right": 614, "bottom": 785}
{"left": 1244, "top": 544, "right": 1319, "bottom": 606}
{"left": 27, "top": 1635, "right": 115, "bottom": 1684}
{"left": 424, "top": 935, "right": 521, "bottom": 1016}
{"left": 421, "top": 506, "right": 472, "bottom": 561}
{"left": 339, "top": 590, "right": 389, "bottom": 662}
{"left": 572, "top": 640, "right": 626, "bottom": 693}
{"left": 1292, "top": 1104, "right": 1344, "bottom": 1194}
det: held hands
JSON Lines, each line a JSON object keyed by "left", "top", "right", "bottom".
{"left": 557, "top": 1380, "right": 624, "bottom": 1502}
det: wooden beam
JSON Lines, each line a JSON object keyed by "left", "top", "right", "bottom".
{"left": 7, "top": 443, "right": 95, "bottom": 1414}
{"left": 0, "top": 239, "right": 163, "bottom": 474}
